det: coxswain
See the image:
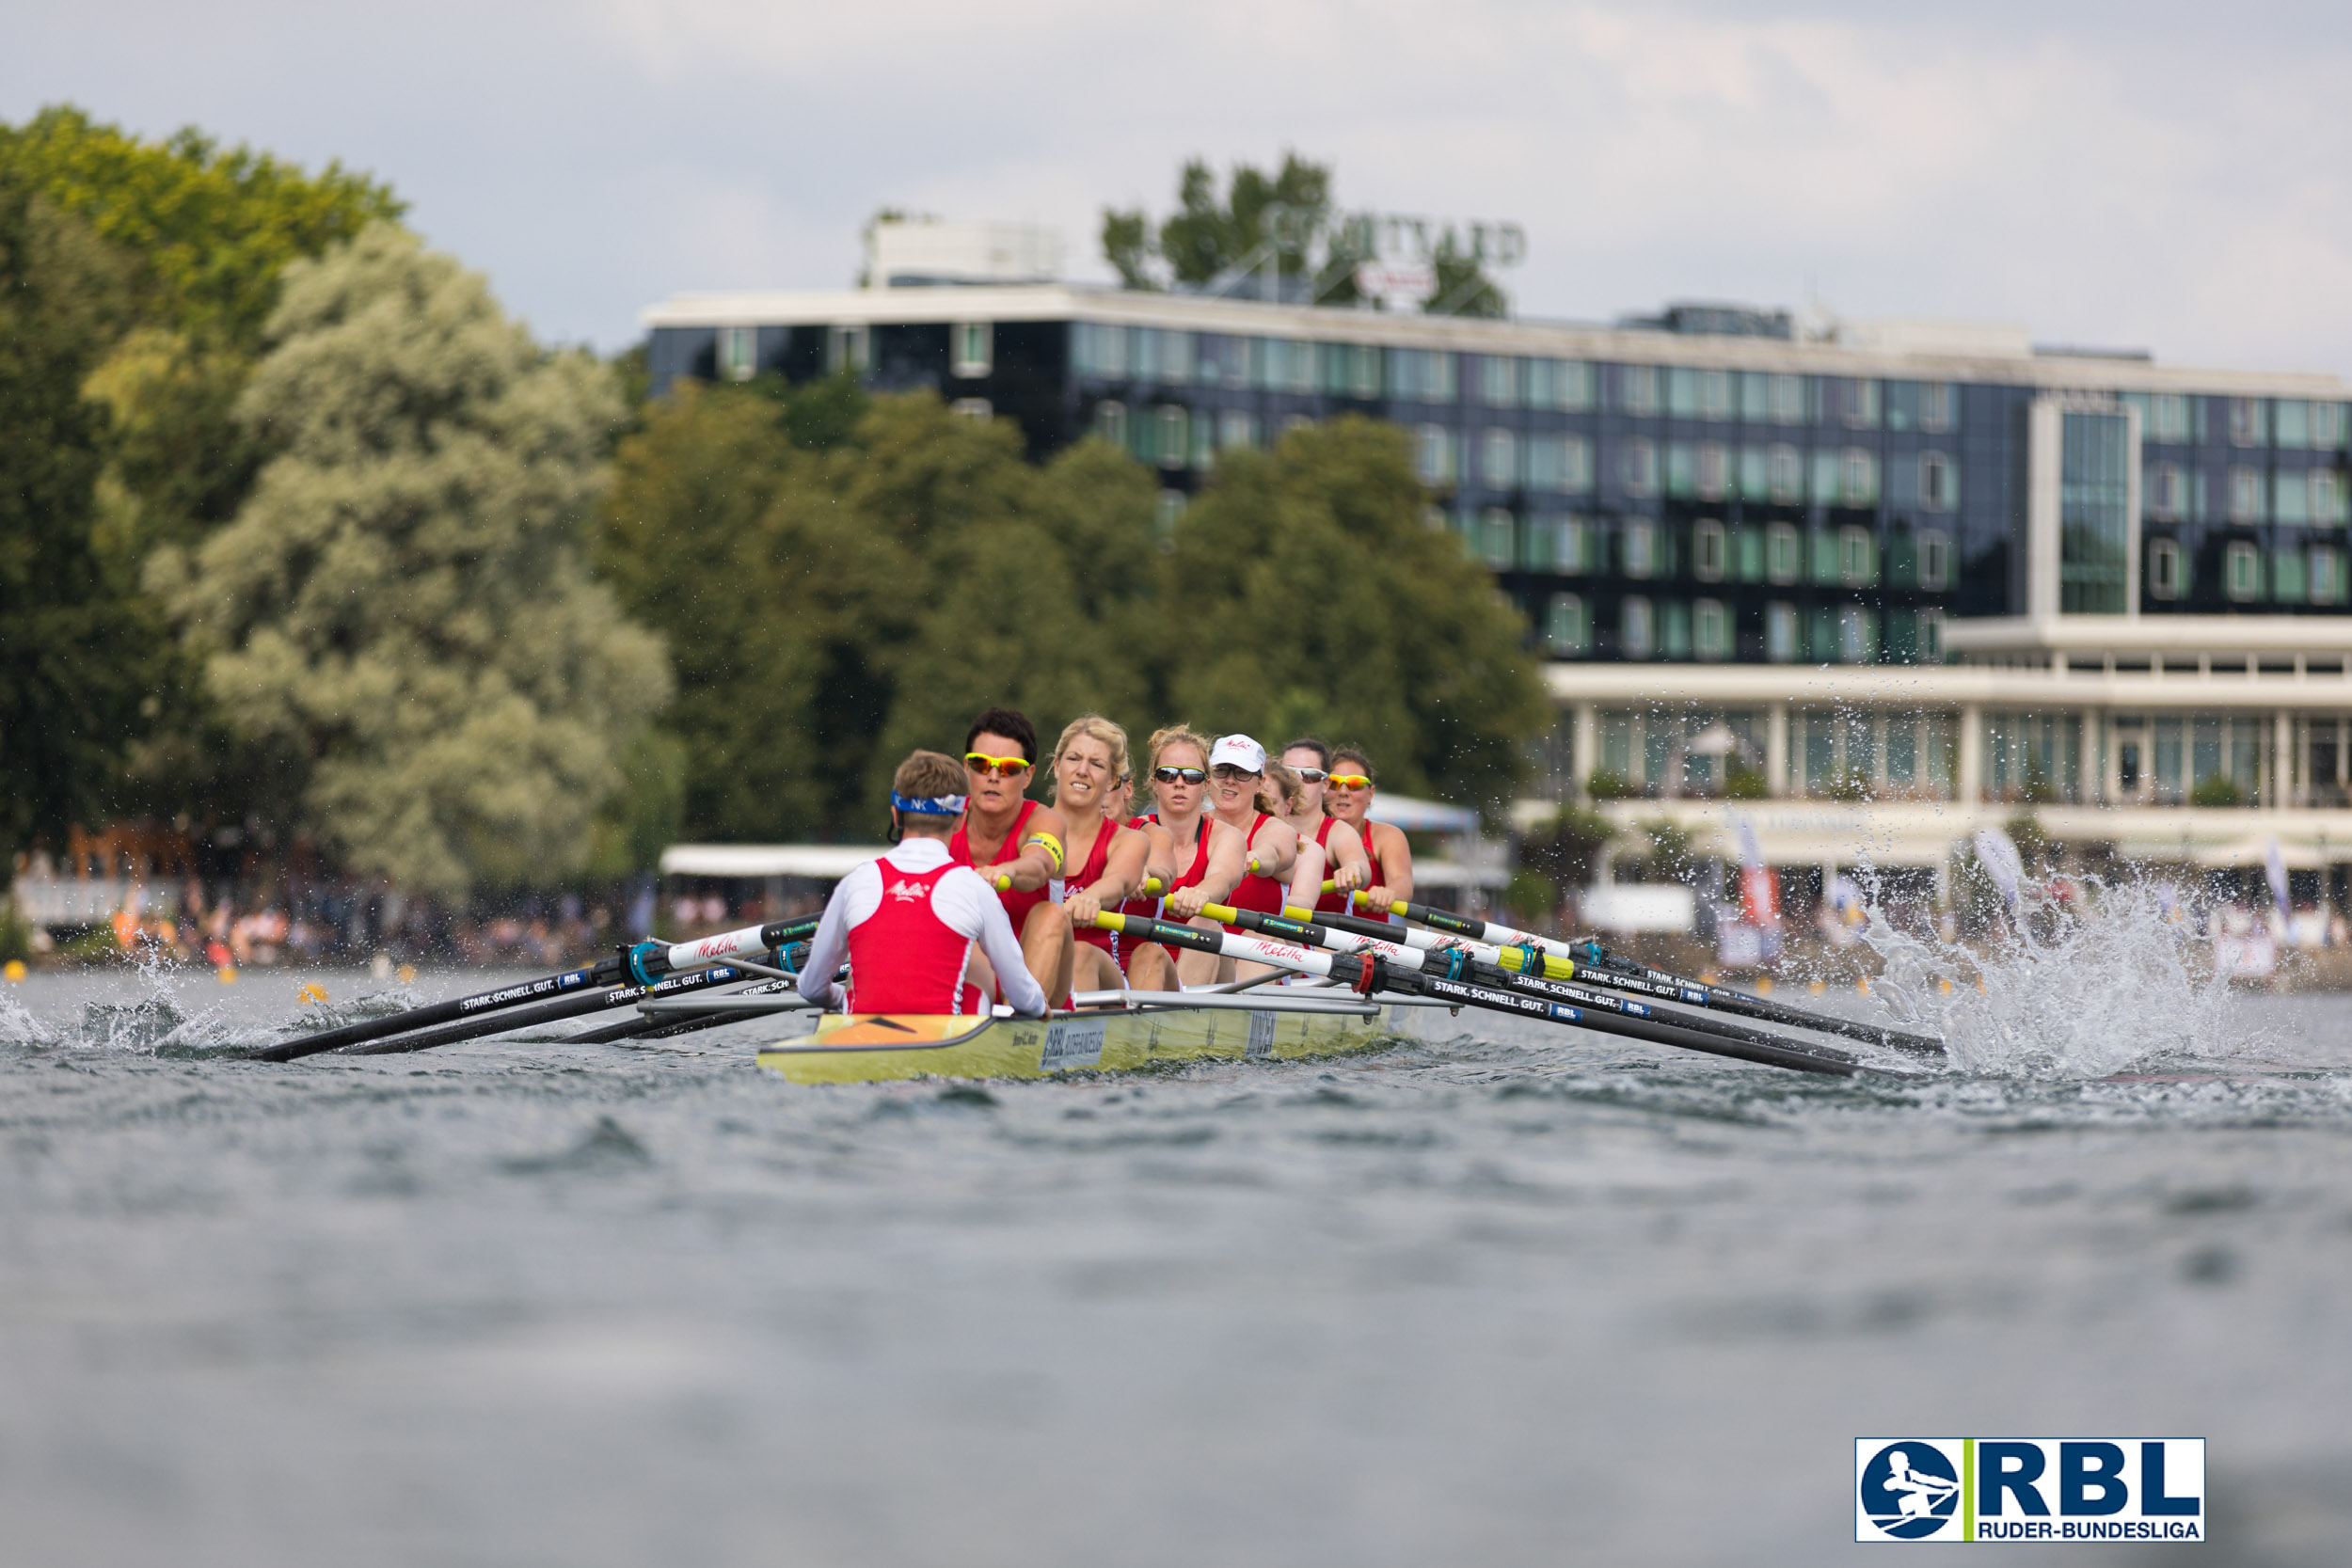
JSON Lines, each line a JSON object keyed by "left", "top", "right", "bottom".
{"left": 1278, "top": 736, "right": 1373, "bottom": 916}
{"left": 1046, "top": 715, "right": 1152, "bottom": 994}
{"left": 1324, "top": 744, "right": 1414, "bottom": 920}
{"left": 1123, "top": 724, "right": 1248, "bottom": 990}
{"left": 948, "top": 706, "right": 1075, "bottom": 1006}
{"left": 796, "top": 751, "right": 1047, "bottom": 1017}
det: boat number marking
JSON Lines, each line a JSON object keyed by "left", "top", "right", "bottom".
{"left": 1041, "top": 1017, "right": 1107, "bottom": 1071}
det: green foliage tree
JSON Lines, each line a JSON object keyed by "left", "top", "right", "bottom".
{"left": 0, "top": 173, "right": 156, "bottom": 874}
{"left": 152, "top": 226, "right": 669, "bottom": 895}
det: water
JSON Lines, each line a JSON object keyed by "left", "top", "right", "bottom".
{"left": 3, "top": 952, "right": 2350, "bottom": 1566}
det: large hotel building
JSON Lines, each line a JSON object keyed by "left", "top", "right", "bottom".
{"left": 644, "top": 226, "right": 2352, "bottom": 913}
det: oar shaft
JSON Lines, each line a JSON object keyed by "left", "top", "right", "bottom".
{"left": 336, "top": 965, "right": 753, "bottom": 1057}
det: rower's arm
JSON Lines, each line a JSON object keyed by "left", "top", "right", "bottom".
{"left": 994, "top": 804, "right": 1068, "bottom": 893}
{"left": 796, "top": 866, "right": 866, "bottom": 1009}
{"left": 1196, "top": 820, "right": 1248, "bottom": 902}
{"left": 949, "top": 869, "right": 1048, "bottom": 1016}
{"left": 1326, "top": 820, "right": 1372, "bottom": 893}
{"left": 1065, "top": 829, "right": 1147, "bottom": 923}
{"left": 1139, "top": 822, "right": 1177, "bottom": 890}
{"left": 1283, "top": 836, "right": 1327, "bottom": 913}
{"left": 1368, "top": 821, "right": 1414, "bottom": 905}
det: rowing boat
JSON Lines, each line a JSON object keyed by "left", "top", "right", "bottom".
{"left": 754, "top": 991, "right": 1432, "bottom": 1084}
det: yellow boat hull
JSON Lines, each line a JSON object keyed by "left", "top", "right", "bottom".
{"left": 755, "top": 1003, "right": 1405, "bottom": 1085}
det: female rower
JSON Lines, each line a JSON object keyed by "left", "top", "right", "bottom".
{"left": 1203, "top": 736, "right": 1325, "bottom": 982}
{"left": 1046, "top": 715, "right": 1153, "bottom": 995}
{"left": 948, "top": 706, "right": 1074, "bottom": 1006}
{"left": 1123, "top": 725, "right": 1248, "bottom": 990}
{"left": 1324, "top": 744, "right": 1414, "bottom": 922}
{"left": 1278, "top": 736, "right": 1372, "bottom": 917}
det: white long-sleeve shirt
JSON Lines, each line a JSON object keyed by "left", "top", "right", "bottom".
{"left": 797, "top": 835, "right": 1049, "bottom": 1016}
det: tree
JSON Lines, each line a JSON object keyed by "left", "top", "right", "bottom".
{"left": 1156, "top": 417, "right": 1548, "bottom": 811}
{"left": 0, "top": 173, "right": 156, "bottom": 875}
{"left": 152, "top": 225, "right": 669, "bottom": 895}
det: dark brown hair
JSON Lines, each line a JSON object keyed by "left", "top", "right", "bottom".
{"left": 965, "top": 706, "right": 1038, "bottom": 764}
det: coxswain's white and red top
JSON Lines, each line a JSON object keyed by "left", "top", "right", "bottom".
{"left": 797, "top": 838, "right": 1048, "bottom": 1016}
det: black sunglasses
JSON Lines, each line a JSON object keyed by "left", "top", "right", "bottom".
{"left": 1152, "top": 766, "right": 1207, "bottom": 784}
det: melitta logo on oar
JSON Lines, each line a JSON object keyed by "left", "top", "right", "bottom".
{"left": 1854, "top": 1438, "right": 2204, "bottom": 1544}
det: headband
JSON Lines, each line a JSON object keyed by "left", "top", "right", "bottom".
{"left": 890, "top": 792, "right": 966, "bottom": 816}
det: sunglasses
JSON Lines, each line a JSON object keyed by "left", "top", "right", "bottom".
{"left": 1292, "top": 767, "right": 1329, "bottom": 783}
{"left": 1326, "top": 773, "right": 1372, "bottom": 789}
{"left": 965, "top": 752, "right": 1031, "bottom": 778}
{"left": 1209, "top": 765, "right": 1260, "bottom": 782}
{"left": 1152, "top": 766, "right": 1207, "bottom": 784}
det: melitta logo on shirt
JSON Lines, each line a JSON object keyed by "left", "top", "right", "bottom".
{"left": 886, "top": 879, "right": 930, "bottom": 903}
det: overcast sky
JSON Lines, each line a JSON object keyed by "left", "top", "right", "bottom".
{"left": 11, "top": 1, "right": 2352, "bottom": 374}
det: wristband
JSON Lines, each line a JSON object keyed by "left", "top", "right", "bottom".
{"left": 1022, "top": 832, "right": 1065, "bottom": 872}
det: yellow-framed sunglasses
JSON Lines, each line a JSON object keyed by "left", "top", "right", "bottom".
{"left": 965, "top": 751, "right": 1032, "bottom": 778}
{"left": 1326, "top": 773, "right": 1373, "bottom": 789}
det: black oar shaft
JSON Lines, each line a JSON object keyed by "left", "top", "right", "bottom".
{"left": 244, "top": 963, "right": 618, "bottom": 1062}
{"left": 335, "top": 965, "right": 752, "bottom": 1056}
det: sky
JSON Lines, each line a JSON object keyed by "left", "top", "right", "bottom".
{"left": 10, "top": 1, "right": 2352, "bottom": 375}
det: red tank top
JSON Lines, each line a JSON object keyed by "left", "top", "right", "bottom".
{"left": 1223, "top": 813, "right": 1285, "bottom": 933}
{"left": 844, "top": 861, "right": 983, "bottom": 1014}
{"left": 1312, "top": 816, "right": 1350, "bottom": 915}
{"left": 951, "top": 799, "right": 1048, "bottom": 933}
{"left": 1061, "top": 816, "right": 1120, "bottom": 955}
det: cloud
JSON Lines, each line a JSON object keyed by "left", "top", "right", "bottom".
{"left": 7, "top": 1, "right": 2351, "bottom": 373}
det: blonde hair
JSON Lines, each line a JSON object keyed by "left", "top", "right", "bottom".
{"left": 1147, "top": 723, "right": 1214, "bottom": 770}
{"left": 1258, "top": 757, "right": 1302, "bottom": 816}
{"left": 1050, "top": 714, "right": 1130, "bottom": 805}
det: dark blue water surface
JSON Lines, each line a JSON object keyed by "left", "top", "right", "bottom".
{"left": 2, "top": 965, "right": 2348, "bottom": 1565}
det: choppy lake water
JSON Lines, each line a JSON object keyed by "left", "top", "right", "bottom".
{"left": 3, "top": 959, "right": 2349, "bottom": 1566}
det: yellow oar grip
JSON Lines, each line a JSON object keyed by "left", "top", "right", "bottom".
{"left": 1140, "top": 877, "right": 1166, "bottom": 895}
{"left": 1200, "top": 902, "right": 1240, "bottom": 924}
{"left": 1091, "top": 911, "right": 1130, "bottom": 932}
{"left": 1320, "top": 879, "right": 1336, "bottom": 891}
{"left": 994, "top": 874, "right": 1012, "bottom": 892}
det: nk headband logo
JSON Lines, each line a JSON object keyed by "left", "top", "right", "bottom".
{"left": 890, "top": 792, "right": 966, "bottom": 816}
{"left": 1855, "top": 1438, "right": 2204, "bottom": 1544}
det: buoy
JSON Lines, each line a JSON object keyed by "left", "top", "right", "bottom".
{"left": 396, "top": 964, "right": 418, "bottom": 984}
{"left": 1937, "top": 976, "right": 1954, "bottom": 995}
{"left": 1807, "top": 979, "right": 1828, "bottom": 995}
{"left": 2, "top": 959, "right": 24, "bottom": 984}
{"left": 216, "top": 965, "right": 238, "bottom": 985}
{"left": 296, "top": 982, "right": 328, "bottom": 1005}
{"left": 1754, "top": 975, "right": 1774, "bottom": 994}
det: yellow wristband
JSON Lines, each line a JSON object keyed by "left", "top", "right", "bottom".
{"left": 1023, "top": 832, "right": 1064, "bottom": 872}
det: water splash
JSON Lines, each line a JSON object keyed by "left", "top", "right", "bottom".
{"left": 1860, "top": 875, "right": 2256, "bottom": 1078}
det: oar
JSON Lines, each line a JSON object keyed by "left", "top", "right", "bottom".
{"left": 240, "top": 917, "right": 818, "bottom": 1062}
{"left": 1336, "top": 889, "right": 1943, "bottom": 1058}
{"left": 333, "top": 964, "right": 761, "bottom": 1056}
{"left": 1200, "top": 902, "right": 1886, "bottom": 1071}
{"left": 1092, "top": 912, "right": 1907, "bottom": 1079}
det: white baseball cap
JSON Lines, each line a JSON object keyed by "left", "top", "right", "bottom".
{"left": 1208, "top": 735, "right": 1267, "bottom": 773}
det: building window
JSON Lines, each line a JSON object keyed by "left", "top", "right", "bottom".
{"left": 1154, "top": 489, "right": 1184, "bottom": 550}
{"left": 1919, "top": 528, "right": 1951, "bottom": 591}
{"left": 2149, "top": 393, "right": 2190, "bottom": 443}
{"left": 1920, "top": 451, "right": 1958, "bottom": 512}
{"left": 2147, "top": 537, "right": 2182, "bottom": 600}
{"left": 1765, "top": 522, "right": 1801, "bottom": 584}
{"left": 1620, "top": 596, "right": 1654, "bottom": 659}
{"left": 1841, "top": 448, "right": 1880, "bottom": 506}
{"left": 1769, "top": 374, "right": 1804, "bottom": 424}
{"left": 827, "top": 324, "right": 867, "bottom": 375}
{"left": 1619, "top": 437, "right": 1657, "bottom": 498}
{"left": 1837, "top": 606, "right": 1874, "bottom": 664}
{"left": 2277, "top": 469, "right": 2312, "bottom": 526}
{"left": 2313, "top": 546, "right": 2344, "bottom": 604}
{"left": 1416, "top": 424, "right": 1454, "bottom": 485}
{"left": 1482, "top": 428, "right": 1518, "bottom": 488}
{"left": 951, "top": 322, "right": 993, "bottom": 378}
{"left": 2314, "top": 403, "right": 2349, "bottom": 451}
{"left": 718, "top": 325, "right": 757, "bottom": 382}
{"left": 1286, "top": 341, "right": 1313, "bottom": 394}
{"left": 2276, "top": 548, "right": 2307, "bottom": 603}
{"left": 1768, "top": 444, "right": 1802, "bottom": 502}
{"left": 2228, "top": 467, "right": 2264, "bottom": 523}
{"left": 1623, "top": 518, "right": 1655, "bottom": 578}
{"left": 1693, "top": 518, "right": 1726, "bottom": 582}
{"left": 1917, "top": 610, "right": 1944, "bottom": 662}
{"left": 2278, "top": 400, "right": 2312, "bottom": 448}
{"left": 1838, "top": 526, "right": 1876, "bottom": 586}
{"left": 1695, "top": 442, "right": 1728, "bottom": 500}
{"left": 1156, "top": 405, "right": 1188, "bottom": 469}
{"left": 1919, "top": 383, "right": 1956, "bottom": 433}
{"left": 1843, "top": 379, "right": 1883, "bottom": 429}
{"left": 2315, "top": 468, "right": 2345, "bottom": 526}
{"left": 1095, "top": 400, "right": 1128, "bottom": 448}
{"left": 1613, "top": 364, "right": 1659, "bottom": 416}
{"left": 1693, "top": 598, "right": 1731, "bottom": 660}
{"left": 1478, "top": 356, "right": 1518, "bottom": 405}
{"left": 1765, "top": 601, "right": 1798, "bottom": 662}
{"left": 1545, "top": 593, "right": 1590, "bottom": 656}
{"left": 2227, "top": 541, "right": 2262, "bottom": 601}
{"left": 2147, "top": 461, "right": 2185, "bottom": 522}
{"left": 1477, "top": 507, "right": 1514, "bottom": 569}
{"left": 951, "top": 397, "right": 993, "bottom": 422}
{"left": 1698, "top": 369, "right": 1734, "bottom": 421}
{"left": 2227, "top": 397, "right": 2263, "bottom": 447}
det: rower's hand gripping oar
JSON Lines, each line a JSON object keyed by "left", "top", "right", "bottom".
{"left": 1334, "top": 888, "right": 1943, "bottom": 1058}
{"left": 240, "top": 916, "right": 817, "bottom": 1062}
{"left": 1091, "top": 911, "right": 1905, "bottom": 1079}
